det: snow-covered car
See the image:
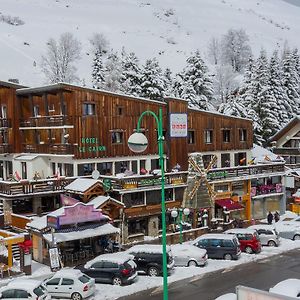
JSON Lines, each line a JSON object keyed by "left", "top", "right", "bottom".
{"left": 0, "top": 279, "right": 50, "bottom": 300}
{"left": 170, "top": 244, "right": 207, "bottom": 267}
{"left": 274, "top": 223, "right": 300, "bottom": 240}
{"left": 269, "top": 278, "right": 300, "bottom": 298}
{"left": 44, "top": 269, "right": 95, "bottom": 300}
{"left": 248, "top": 224, "right": 280, "bottom": 247}
{"left": 214, "top": 293, "right": 236, "bottom": 300}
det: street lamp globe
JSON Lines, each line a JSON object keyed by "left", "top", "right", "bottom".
{"left": 183, "top": 208, "right": 190, "bottom": 216}
{"left": 128, "top": 132, "right": 148, "bottom": 153}
{"left": 171, "top": 209, "right": 178, "bottom": 218}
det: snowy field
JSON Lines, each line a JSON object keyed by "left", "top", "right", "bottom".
{"left": 18, "top": 237, "right": 300, "bottom": 300}
{"left": 1, "top": 0, "right": 300, "bottom": 86}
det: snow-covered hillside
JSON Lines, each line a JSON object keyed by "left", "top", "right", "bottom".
{"left": 1, "top": 0, "right": 300, "bottom": 86}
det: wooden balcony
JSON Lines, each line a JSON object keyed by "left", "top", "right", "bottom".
{"left": 0, "top": 118, "right": 11, "bottom": 128}
{"left": 207, "top": 163, "right": 285, "bottom": 183}
{"left": 0, "top": 177, "right": 74, "bottom": 198}
{"left": 22, "top": 143, "right": 74, "bottom": 155}
{"left": 273, "top": 148, "right": 300, "bottom": 156}
{"left": 100, "top": 171, "right": 188, "bottom": 191}
{"left": 0, "top": 144, "right": 12, "bottom": 153}
{"left": 20, "top": 115, "right": 74, "bottom": 128}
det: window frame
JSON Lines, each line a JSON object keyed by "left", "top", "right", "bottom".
{"left": 83, "top": 103, "right": 96, "bottom": 116}
{"left": 222, "top": 129, "right": 231, "bottom": 143}
{"left": 111, "top": 131, "right": 124, "bottom": 144}
{"left": 188, "top": 130, "right": 195, "bottom": 144}
{"left": 204, "top": 129, "right": 213, "bottom": 144}
{"left": 239, "top": 128, "right": 247, "bottom": 142}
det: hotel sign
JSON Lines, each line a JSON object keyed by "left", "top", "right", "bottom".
{"left": 170, "top": 113, "right": 188, "bottom": 137}
{"left": 78, "top": 137, "right": 106, "bottom": 153}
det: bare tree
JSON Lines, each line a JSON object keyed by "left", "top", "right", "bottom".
{"left": 41, "top": 32, "right": 81, "bottom": 83}
{"left": 89, "top": 33, "right": 110, "bottom": 55}
{"left": 207, "top": 37, "right": 220, "bottom": 65}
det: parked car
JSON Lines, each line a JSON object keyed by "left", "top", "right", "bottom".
{"left": 75, "top": 252, "right": 137, "bottom": 286}
{"left": 224, "top": 228, "right": 261, "bottom": 254}
{"left": 192, "top": 234, "right": 241, "bottom": 260}
{"left": 0, "top": 279, "right": 50, "bottom": 300}
{"left": 248, "top": 224, "right": 280, "bottom": 246}
{"left": 44, "top": 269, "right": 95, "bottom": 300}
{"left": 274, "top": 223, "right": 300, "bottom": 240}
{"left": 269, "top": 278, "right": 300, "bottom": 298}
{"left": 170, "top": 244, "right": 207, "bottom": 267}
{"left": 126, "top": 244, "right": 175, "bottom": 277}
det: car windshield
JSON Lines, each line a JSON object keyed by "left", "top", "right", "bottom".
{"left": 79, "top": 275, "right": 90, "bottom": 283}
{"left": 34, "top": 286, "right": 45, "bottom": 297}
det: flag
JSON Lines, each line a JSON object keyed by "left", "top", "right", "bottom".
{"left": 14, "top": 171, "right": 21, "bottom": 181}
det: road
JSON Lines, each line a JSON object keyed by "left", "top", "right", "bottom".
{"left": 120, "top": 248, "right": 300, "bottom": 300}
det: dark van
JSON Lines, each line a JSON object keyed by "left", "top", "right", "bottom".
{"left": 193, "top": 233, "right": 241, "bottom": 260}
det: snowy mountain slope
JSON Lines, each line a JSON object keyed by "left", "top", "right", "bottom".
{"left": 0, "top": 0, "right": 300, "bottom": 86}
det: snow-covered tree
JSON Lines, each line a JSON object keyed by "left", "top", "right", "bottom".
{"left": 140, "top": 58, "right": 165, "bottom": 100}
{"left": 92, "top": 50, "right": 105, "bottom": 89}
{"left": 220, "top": 28, "right": 252, "bottom": 72}
{"left": 104, "top": 51, "right": 123, "bottom": 92}
{"left": 207, "top": 37, "right": 220, "bottom": 65}
{"left": 41, "top": 32, "right": 81, "bottom": 83}
{"left": 163, "top": 68, "right": 174, "bottom": 97}
{"left": 120, "top": 51, "right": 142, "bottom": 96}
{"left": 89, "top": 33, "right": 109, "bottom": 55}
{"left": 181, "top": 50, "right": 215, "bottom": 110}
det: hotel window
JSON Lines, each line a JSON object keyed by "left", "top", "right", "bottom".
{"left": 111, "top": 131, "right": 123, "bottom": 144}
{"left": 33, "top": 105, "right": 40, "bottom": 117}
{"left": 239, "top": 129, "right": 247, "bottom": 142}
{"left": 204, "top": 130, "right": 213, "bottom": 144}
{"left": 116, "top": 106, "right": 124, "bottom": 116}
{"left": 222, "top": 129, "right": 231, "bottom": 143}
{"left": 83, "top": 103, "right": 95, "bottom": 116}
{"left": 221, "top": 153, "right": 231, "bottom": 168}
{"left": 188, "top": 131, "right": 195, "bottom": 144}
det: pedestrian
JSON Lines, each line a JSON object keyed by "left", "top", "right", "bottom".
{"left": 267, "top": 211, "right": 273, "bottom": 225}
{"left": 274, "top": 211, "right": 280, "bottom": 222}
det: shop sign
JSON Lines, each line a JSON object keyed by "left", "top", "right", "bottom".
{"left": 78, "top": 137, "right": 106, "bottom": 153}
{"left": 140, "top": 178, "right": 161, "bottom": 186}
{"left": 170, "top": 113, "right": 188, "bottom": 137}
{"left": 207, "top": 171, "right": 228, "bottom": 180}
{"left": 103, "top": 178, "right": 112, "bottom": 192}
{"left": 47, "top": 216, "right": 59, "bottom": 229}
{"left": 250, "top": 187, "right": 257, "bottom": 197}
{"left": 49, "top": 247, "right": 60, "bottom": 270}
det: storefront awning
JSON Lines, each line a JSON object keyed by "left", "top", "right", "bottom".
{"left": 43, "top": 223, "right": 119, "bottom": 244}
{"left": 215, "top": 199, "right": 244, "bottom": 211}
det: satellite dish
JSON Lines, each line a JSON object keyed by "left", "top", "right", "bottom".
{"left": 92, "top": 170, "right": 100, "bottom": 180}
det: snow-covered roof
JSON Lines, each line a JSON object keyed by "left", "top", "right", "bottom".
{"left": 251, "top": 144, "right": 284, "bottom": 164}
{"left": 170, "top": 244, "right": 206, "bottom": 257}
{"left": 269, "top": 278, "right": 300, "bottom": 297}
{"left": 43, "top": 223, "right": 119, "bottom": 243}
{"left": 85, "top": 252, "right": 134, "bottom": 268}
{"left": 88, "top": 195, "right": 124, "bottom": 208}
{"left": 64, "top": 178, "right": 99, "bottom": 192}
{"left": 0, "top": 80, "right": 26, "bottom": 89}
{"left": 127, "top": 244, "right": 171, "bottom": 254}
{"left": 269, "top": 116, "right": 300, "bottom": 142}
{"left": 15, "top": 154, "right": 39, "bottom": 161}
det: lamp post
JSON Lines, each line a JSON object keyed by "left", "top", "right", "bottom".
{"left": 128, "top": 107, "right": 168, "bottom": 300}
{"left": 171, "top": 208, "right": 190, "bottom": 244}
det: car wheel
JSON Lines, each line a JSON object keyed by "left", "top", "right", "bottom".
{"left": 268, "top": 240, "right": 276, "bottom": 247}
{"left": 112, "top": 276, "right": 122, "bottom": 286}
{"left": 148, "top": 266, "right": 159, "bottom": 277}
{"left": 224, "top": 253, "right": 232, "bottom": 260}
{"left": 293, "top": 234, "right": 300, "bottom": 240}
{"left": 245, "top": 246, "right": 253, "bottom": 254}
{"left": 71, "top": 292, "right": 82, "bottom": 300}
{"left": 188, "top": 260, "right": 197, "bottom": 267}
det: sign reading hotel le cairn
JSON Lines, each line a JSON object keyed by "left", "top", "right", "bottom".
{"left": 78, "top": 137, "right": 106, "bottom": 153}
{"left": 170, "top": 113, "right": 188, "bottom": 138}
{"left": 47, "top": 202, "right": 103, "bottom": 230}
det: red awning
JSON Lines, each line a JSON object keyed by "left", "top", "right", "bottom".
{"left": 215, "top": 199, "right": 244, "bottom": 211}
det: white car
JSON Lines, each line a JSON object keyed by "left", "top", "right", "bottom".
{"left": 269, "top": 278, "right": 300, "bottom": 298}
{"left": 44, "top": 269, "right": 95, "bottom": 300}
{"left": 170, "top": 244, "right": 207, "bottom": 267}
{"left": 0, "top": 279, "right": 50, "bottom": 300}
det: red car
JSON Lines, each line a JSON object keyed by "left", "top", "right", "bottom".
{"left": 225, "top": 228, "right": 261, "bottom": 254}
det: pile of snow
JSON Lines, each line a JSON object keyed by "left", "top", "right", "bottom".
{"left": 251, "top": 144, "right": 284, "bottom": 164}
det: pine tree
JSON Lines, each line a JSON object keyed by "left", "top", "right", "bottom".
{"left": 92, "top": 50, "right": 105, "bottom": 89}
{"left": 140, "top": 58, "right": 165, "bottom": 100}
{"left": 163, "top": 68, "right": 174, "bottom": 97}
{"left": 104, "top": 51, "right": 123, "bottom": 93}
{"left": 121, "top": 51, "right": 142, "bottom": 96}
{"left": 181, "top": 50, "right": 215, "bottom": 110}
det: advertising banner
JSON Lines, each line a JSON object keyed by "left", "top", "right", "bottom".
{"left": 170, "top": 113, "right": 188, "bottom": 137}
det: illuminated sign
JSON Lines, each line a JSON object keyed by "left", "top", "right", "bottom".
{"left": 170, "top": 113, "right": 188, "bottom": 137}
{"left": 78, "top": 137, "right": 106, "bottom": 153}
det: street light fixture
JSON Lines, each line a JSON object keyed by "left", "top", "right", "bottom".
{"left": 128, "top": 107, "right": 169, "bottom": 300}
{"left": 171, "top": 208, "right": 190, "bottom": 244}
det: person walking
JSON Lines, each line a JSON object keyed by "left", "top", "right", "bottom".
{"left": 274, "top": 211, "right": 280, "bottom": 222}
{"left": 267, "top": 211, "right": 274, "bottom": 225}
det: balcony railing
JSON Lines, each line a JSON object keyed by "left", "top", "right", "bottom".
{"left": 251, "top": 183, "right": 283, "bottom": 197}
{"left": 0, "top": 177, "right": 74, "bottom": 197}
{"left": 98, "top": 171, "right": 188, "bottom": 191}
{"left": 20, "top": 115, "right": 74, "bottom": 127}
{"left": 273, "top": 148, "right": 300, "bottom": 156}
{"left": 0, "top": 118, "right": 11, "bottom": 128}
{"left": 0, "top": 144, "right": 12, "bottom": 153}
{"left": 22, "top": 143, "right": 74, "bottom": 155}
{"left": 207, "top": 163, "right": 285, "bottom": 182}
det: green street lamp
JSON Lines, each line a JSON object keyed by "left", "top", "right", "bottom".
{"left": 171, "top": 208, "right": 190, "bottom": 244}
{"left": 128, "top": 107, "right": 168, "bottom": 300}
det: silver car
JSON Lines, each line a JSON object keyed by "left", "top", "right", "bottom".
{"left": 170, "top": 244, "right": 207, "bottom": 267}
{"left": 248, "top": 224, "right": 280, "bottom": 246}
{"left": 274, "top": 223, "right": 300, "bottom": 240}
